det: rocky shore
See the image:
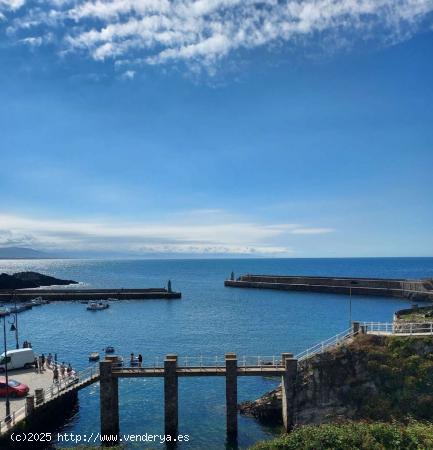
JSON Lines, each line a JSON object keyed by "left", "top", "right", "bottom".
{"left": 0, "top": 271, "right": 78, "bottom": 289}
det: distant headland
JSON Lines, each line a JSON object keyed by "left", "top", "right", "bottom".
{"left": 0, "top": 271, "right": 78, "bottom": 290}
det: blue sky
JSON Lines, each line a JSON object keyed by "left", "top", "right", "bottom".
{"left": 0, "top": 0, "right": 432, "bottom": 258}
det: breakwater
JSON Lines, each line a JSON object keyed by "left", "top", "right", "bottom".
{"left": 225, "top": 274, "right": 433, "bottom": 301}
{"left": 0, "top": 288, "right": 181, "bottom": 301}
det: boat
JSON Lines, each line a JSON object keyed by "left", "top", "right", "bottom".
{"left": 86, "top": 301, "right": 109, "bottom": 311}
{"left": 89, "top": 352, "right": 100, "bottom": 361}
{"left": 104, "top": 346, "right": 115, "bottom": 354}
{"left": 31, "top": 296, "right": 49, "bottom": 306}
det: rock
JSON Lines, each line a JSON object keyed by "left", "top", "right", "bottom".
{"left": 0, "top": 272, "right": 78, "bottom": 290}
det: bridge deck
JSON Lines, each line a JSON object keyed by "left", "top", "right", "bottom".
{"left": 112, "top": 366, "right": 285, "bottom": 377}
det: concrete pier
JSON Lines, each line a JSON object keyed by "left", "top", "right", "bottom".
{"left": 281, "top": 354, "right": 297, "bottom": 432}
{"left": 225, "top": 353, "right": 238, "bottom": 436}
{"left": 225, "top": 274, "right": 433, "bottom": 302}
{"left": 0, "top": 288, "right": 181, "bottom": 302}
{"left": 100, "top": 360, "right": 119, "bottom": 444}
{"left": 164, "top": 355, "right": 178, "bottom": 438}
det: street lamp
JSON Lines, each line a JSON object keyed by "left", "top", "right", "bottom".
{"left": 1, "top": 313, "right": 11, "bottom": 421}
{"left": 10, "top": 291, "right": 19, "bottom": 350}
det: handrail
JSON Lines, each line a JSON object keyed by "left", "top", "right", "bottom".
{"left": 362, "top": 321, "right": 433, "bottom": 335}
{"left": 295, "top": 327, "right": 354, "bottom": 361}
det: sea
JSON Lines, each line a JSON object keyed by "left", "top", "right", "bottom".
{"left": 1, "top": 257, "right": 432, "bottom": 449}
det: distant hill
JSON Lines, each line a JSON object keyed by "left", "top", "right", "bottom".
{"left": 0, "top": 247, "right": 50, "bottom": 259}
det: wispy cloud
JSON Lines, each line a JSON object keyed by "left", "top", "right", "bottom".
{"left": 0, "top": 211, "right": 335, "bottom": 256}
{"left": 2, "top": 0, "right": 432, "bottom": 73}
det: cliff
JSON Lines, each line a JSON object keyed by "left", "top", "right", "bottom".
{"left": 240, "top": 334, "right": 433, "bottom": 425}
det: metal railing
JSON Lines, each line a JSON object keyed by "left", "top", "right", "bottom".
{"left": 295, "top": 327, "right": 355, "bottom": 362}
{"left": 115, "top": 355, "right": 284, "bottom": 369}
{"left": 362, "top": 321, "right": 433, "bottom": 335}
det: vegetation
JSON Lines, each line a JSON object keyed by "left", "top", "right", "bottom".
{"left": 341, "top": 335, "right": 433, "bottom": 421}
{"left": 250, "top": 421, "right": 433, "bottom": 450}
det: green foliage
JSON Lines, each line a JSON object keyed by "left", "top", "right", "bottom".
{"left": 250, "top": 421, "right": 433, "bottom": 450}
{"left": 334, "top": 335, "right": 433, "bottom": 421}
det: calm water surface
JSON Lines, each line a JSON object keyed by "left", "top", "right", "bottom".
{"left": 1, "top": 257, "right": 432, "bottom": 449}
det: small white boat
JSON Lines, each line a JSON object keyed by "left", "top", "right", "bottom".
{"left": 87, "top": 301, "right": 109, "bottom": 311}
{"left": 31, "top": 296, "right": 49, "bottom": 306}
{"left": 89, "top": 352, "right": 100, "bottom": 361}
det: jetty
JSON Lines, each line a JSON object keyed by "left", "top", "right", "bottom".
{"left": 225, "top": 274, "right": 433, "bottom": 301}
{"left": 0, "top": 288, "right": 181, "bottom": 302}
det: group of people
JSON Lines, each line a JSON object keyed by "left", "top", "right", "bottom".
{"left": 22, "top": 340, "right": 32, "bottom": 348}
{"left": 34, "top": 352, "right": 54, "bottom": 372}
{"left": 52, "top": 362, "right": 74, "bottom": 384}
{"left": 130, "top": 353, "right": 143, "bottom": 367}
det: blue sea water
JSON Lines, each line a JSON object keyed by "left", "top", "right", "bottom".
{"left": 0, "top": 257, "right": 432, "bottom": 449}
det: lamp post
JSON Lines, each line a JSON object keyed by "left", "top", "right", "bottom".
{"left": 2, "top": 314, "right": 11, "bottom": 421}
{"left": 11, "top": 291, "right": 19, "bottom": 349}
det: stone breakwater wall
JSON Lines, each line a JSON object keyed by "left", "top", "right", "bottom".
{"left": 0, "top": 288, "right": 181, "bottom": 301}
{"left": 225, "top": 275, "right": 433, "bottom": 301}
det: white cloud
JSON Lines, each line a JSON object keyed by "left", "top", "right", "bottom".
{"left": 0, "top": 212, "right": 335, "bottom": 256}
{"left": 291, "top": 227, "right": 335, "bottom": 234}
{"left": 1, "top": 0, "right": 432, "bottom": 72}
{"left": 0, "top": 0, "right": 25, "bottom": 10}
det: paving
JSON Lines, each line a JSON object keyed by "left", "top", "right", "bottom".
{"left": 0, "top": 364, "right": 57, "bottom": 422}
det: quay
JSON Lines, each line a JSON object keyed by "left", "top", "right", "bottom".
{"left": 2, "top": 321, "right": 433, "bottom": 444}
{"left": 225, "top": 274, "right": 433, "bottom": 301}
{"left": 0, "top": 288, "right": 181, "bottom": 301}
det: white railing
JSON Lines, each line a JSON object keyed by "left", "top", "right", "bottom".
{"left": 362, "top": 321, "right": 433, "bottom": 335}
{"left": 295, "top": 327, "right": 355, "bottom": 362}
{"left": 117, "top": 355, "right": 283, "bottom": 369}
{"left": 0, "top": 404, "right": 26, "bottom": 434}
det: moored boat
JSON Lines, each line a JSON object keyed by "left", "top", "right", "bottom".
{"left": 89, "top": 352, "right": 100, "bottom": 361}
{"left": 86, "top": 301, "right": 109, "bottom": 311}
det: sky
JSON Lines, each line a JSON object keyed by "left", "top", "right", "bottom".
{"left": 0, "top": 0, "right": 432, "bottom": 258}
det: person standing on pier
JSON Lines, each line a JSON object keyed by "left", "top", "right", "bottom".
{"left": 60, "top": 362, "right": 66, "bottom": 377}
{"left": 53, "top": 366, "right": 59, "bottom": 384}
{"left": 130, "top": 353, "right": 135, "bottom": 366}
{"left": 138, "top": 354, "right": 143, "bottom": 367}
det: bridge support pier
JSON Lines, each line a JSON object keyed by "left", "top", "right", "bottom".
{"left": 100, "top": 360, "right": 119, "bottom": 446}
{"left": 281, "top": 353, "right": 297, "bottom": 432}
{"left": 164, "top": 354, "right": 178, "bottom": 438}
{"left": 225, "top": 353, "right": 238, "bottom": 437}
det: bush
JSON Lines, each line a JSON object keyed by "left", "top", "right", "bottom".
{"left": 250, "top": 421, "right": 433, "bottom": 450}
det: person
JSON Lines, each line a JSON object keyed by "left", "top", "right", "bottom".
{"left": 34, "top": 356, "right": 39, "bottom": 373}
{"left": 38, "top": 355, "right": 43, "bottom": 373}
{"left": 23, "top": 340, "right": 28, "bottom": 348}
{"left": 130, "top": 353, "right": 135, "bottom": 366}
{"left": 60, "top": 362, "right": 66, "bottom": 377}
{"left": 67, "top": 363, "right": 73, "bottom": 376}
{"left": 41, "top": 353, "right": 46, "bottom": 369}
{"left": 47, "top": 353, "right": 52, "bottom": 368}
{"left": 53, "top": 366, "right": 59, "bottom": 384}
{"left": 138, "top": 354, "right": 143, "bottom": 367}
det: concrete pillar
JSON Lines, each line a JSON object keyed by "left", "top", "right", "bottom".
{"left": 35, "top": 388, "right": 44, "bottom": 405}
{"left": 225, "top": 353, "right": 238, "bottom": 437}
{"left": 164, "top": 354, "right": 178, "bottom": 438}
{"left": 360, "top": 325, "right": 367, "bottom": 334}
{"left": 26, "top": 395, "right": 35, "bottom": 415}
{"left": 99, "top": 360, "right": 119, "bottom": 445}
{"left": 282, "top": 357, "right": 297, "bottom": 432}
{"left": 352, "top": 322, "right": 360, "bottom": 334}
